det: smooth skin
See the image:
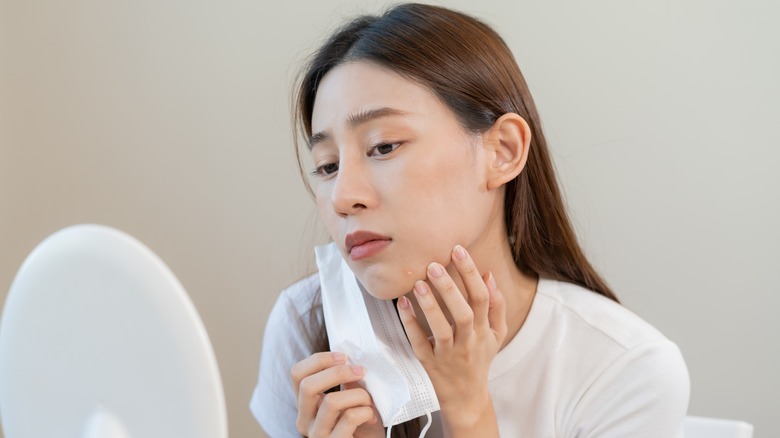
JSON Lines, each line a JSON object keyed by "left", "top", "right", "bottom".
{"left": 292, "top": 61, "right": 539, "bottom": 437}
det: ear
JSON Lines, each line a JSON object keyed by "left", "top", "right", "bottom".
{"left": 482, "top": 113, "right": 532, "bottom": 190}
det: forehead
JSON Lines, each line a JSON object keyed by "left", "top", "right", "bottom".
{"left": 311, "top": 61, "right": 446, "bottom": 134}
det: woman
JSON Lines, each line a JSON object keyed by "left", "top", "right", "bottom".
{"left": 251, "top": 3, "right": 689, "bottom": 437}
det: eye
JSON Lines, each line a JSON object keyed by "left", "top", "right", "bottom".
{"left": 312, "top": 162, "right": 339, "bottom": 177}
{"left": 369, "top": 142, "right": 402, "bottom": 157}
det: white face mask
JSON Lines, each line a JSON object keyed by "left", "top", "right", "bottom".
{"left": 315, "top": 243, "right": 439, "bottom": 435}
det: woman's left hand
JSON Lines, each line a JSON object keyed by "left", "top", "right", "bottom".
{"left": 396, "top": 244, "right": 507, "bottom": 437}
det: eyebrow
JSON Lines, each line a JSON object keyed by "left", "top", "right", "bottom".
{"left": 308, "top": 107, "right": 409, "bottom": 149}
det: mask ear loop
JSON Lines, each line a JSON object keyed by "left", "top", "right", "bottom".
{"left": 384, "top": 411, "right": 433, "bottom": 438}
{"left": 385, "top": 411, "right": 400, "bottom": 438}
{"left": 419, "top": 411, "right": 433, "bottom": 437}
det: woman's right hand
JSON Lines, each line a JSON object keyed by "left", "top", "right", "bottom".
{"left": 291, "top": 352, "right": 384, "bottom": 438}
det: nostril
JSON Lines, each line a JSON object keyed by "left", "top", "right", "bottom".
{"left": 330, "top": 169, "right": 375, "bottom": 215}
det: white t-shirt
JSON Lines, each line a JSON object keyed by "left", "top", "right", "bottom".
{"left": 250, "top": 275, "right": 690, "bottom": 437}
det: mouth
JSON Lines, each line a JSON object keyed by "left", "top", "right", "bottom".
{"left": 345, "top": 231, "right": 392, "bottom": 261}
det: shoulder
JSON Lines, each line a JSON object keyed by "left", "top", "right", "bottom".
{"left": 537, "top": 278, "right": 690, "bottom": 436}
{"left": 536, "top": 277, "right": 689, "bottom": 392}
{"left": 272, "top": 273, "right": 322, "bottom": 320}
{"left": 258, "top": 273, "right": 323, "bottom": 364}
{"left": 250, "top": 274, "right": 322, "bottom": 437}
{"left": 538, "top": 277, "right": 667, "bottom": 349}
{"left": 261, "top": 273, "right": 323, "bottom": 361}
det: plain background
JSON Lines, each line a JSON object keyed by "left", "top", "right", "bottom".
{"left": 1, "top": 0, "right": 778, "bottom": 436}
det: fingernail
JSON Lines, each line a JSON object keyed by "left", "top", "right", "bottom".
{"left": 453, "top": 245, "right": 466, "bottom": 260}
{"left": 333, "top": 352, "right": 346, "bottom": 362}
{"left": 398, "top": 295, "right": 410, "bottom": 309}
{"left": 428, "top": 262, "right": 443, "bottom": 278}
{"left": 488, "top": 272, "right": 497, "bottom": 291}
{"left": 351, "top": 365, "right": 364, "bottom": 376}
{"left": 414, "top": 281, "right": 428, "bottom": 295}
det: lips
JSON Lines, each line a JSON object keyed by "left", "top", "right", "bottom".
{"left": 345, "top": 231, "right": 391, "bottom": 260}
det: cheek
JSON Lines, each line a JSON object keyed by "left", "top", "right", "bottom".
{"left": 314, "top": 187, "right": 340, "bottom": 235}
{"left": 398, "top": 149, "right": 486, "bottom": 249}
{"left": 398, "top": 147, "right": 480, "bottom": 228}
{"left": 314, "top": 189, "right": 328, "bottom": 216}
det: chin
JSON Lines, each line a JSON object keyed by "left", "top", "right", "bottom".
{"left": 354, "top": 268, "right": 420, "bottom": 301}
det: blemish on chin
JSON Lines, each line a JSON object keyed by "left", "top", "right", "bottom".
{"left": 406, "top": 271, "right": 413, "bottom": 275}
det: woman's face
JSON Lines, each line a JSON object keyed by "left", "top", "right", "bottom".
{"left": 310, "top": 61, "right": 500, "bottom": 299}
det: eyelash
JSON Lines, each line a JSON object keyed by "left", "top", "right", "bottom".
{"left": 311, "top": 142, "right": 402, "bottom": 178}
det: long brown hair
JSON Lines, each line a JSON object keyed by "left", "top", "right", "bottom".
{"left": 293, "top": 3, "right": 617, "bottom": 436}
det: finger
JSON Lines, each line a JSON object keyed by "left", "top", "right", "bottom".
{"left": 342, "top": 381, "right": 382, "bottom": 424}
{"left": 397, "top": 295, "right": 434, "bottom": 360}
{"left": 486, "top": 271, "right": 508, "bottom": 344}
{"left": 290, "top": 352, "right": 347, "bottom": 395}
{"left": 427, "top": 262, "right": 473, "bottom": 341}
{"left": 341, "top": 382, "right": 382, "bottom": 420}
{"left": 451, "top": 244, "right": 490, "bottom": 330}
{"left": 414, "top": 278, "right": 456, "bottom": 346}
{"left": 330, "top": 406, "right": 378, "bottom": 437}
{"left": 297, "top": 364, "right": 366, "bottom": 432}
{"left": 309, "top": 388, "right": 374, "bottom": 437}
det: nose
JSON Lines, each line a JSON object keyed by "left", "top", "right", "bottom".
{"left": 330, "top": 159, "right": 378, "bottom": 217}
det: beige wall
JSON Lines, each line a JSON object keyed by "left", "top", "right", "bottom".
{"left": 1, "top": 0, "right": 778, "bottom": 436}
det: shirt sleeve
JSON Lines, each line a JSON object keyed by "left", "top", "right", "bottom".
{"left": 565, "top": 339, "right": 691, "bottom": 438}
{"left": 250, "top": 282, "right": 320, "bottom": 438}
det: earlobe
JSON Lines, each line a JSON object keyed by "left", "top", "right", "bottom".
{"left": 484, "top": 113, "right": 532, "bottom": 190}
